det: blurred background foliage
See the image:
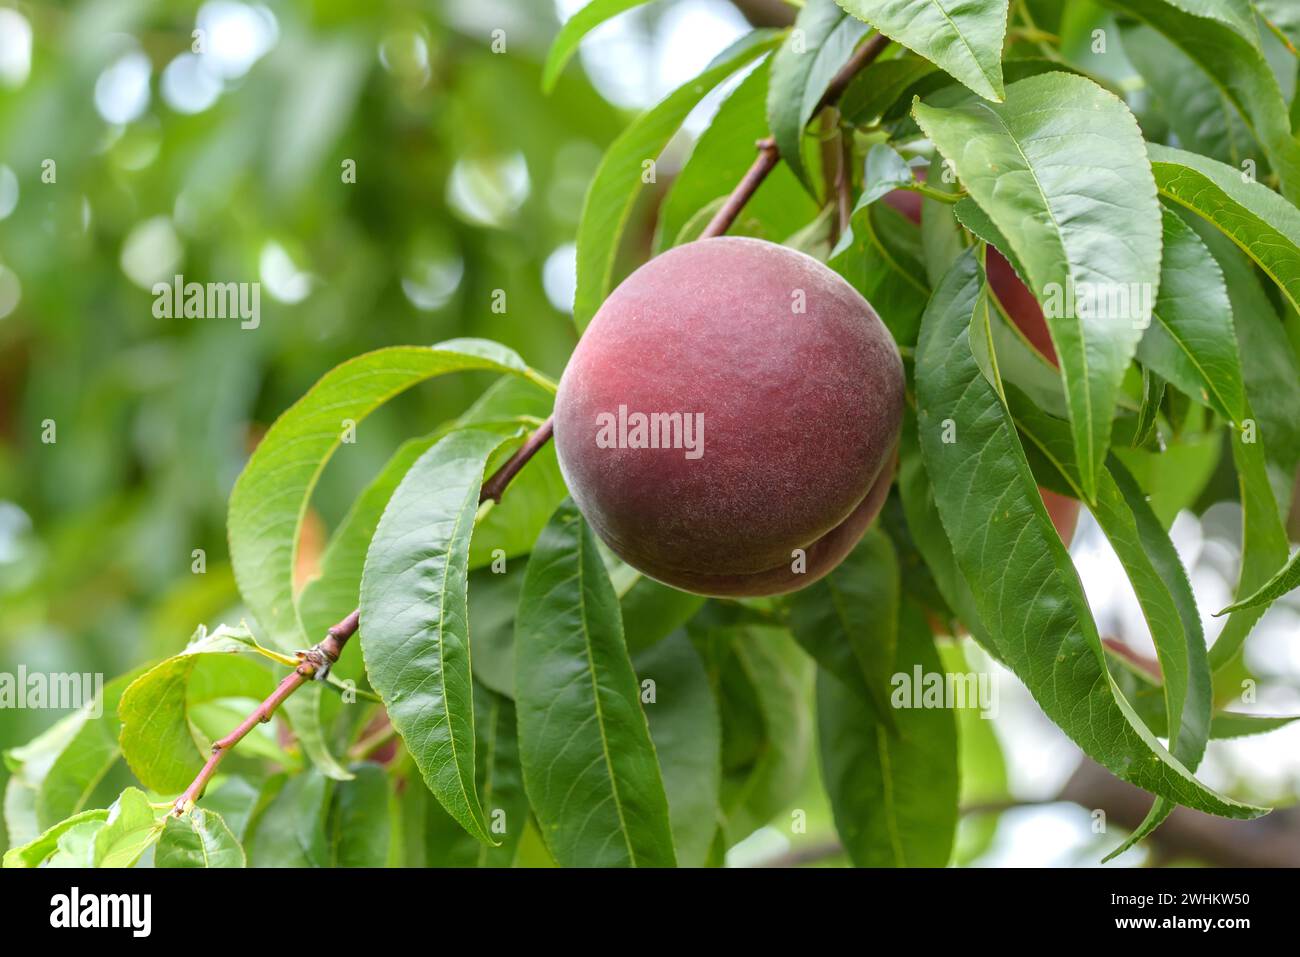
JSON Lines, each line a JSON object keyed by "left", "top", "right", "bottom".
{"left": 0, "top": 0, "right": 644, "bottom": 848}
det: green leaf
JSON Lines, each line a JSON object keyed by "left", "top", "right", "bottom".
{"left": 1181, "top": 224, "right": 1294, "bottom": 667}
{"left": 1148, "top": 143, "right": 1300, "bottom": 315}
{"left": 360, "top": 428, "right": 517, "bottom": 845}
{"left": 1122, "top": 24, "right": 1257, "bottom": 167}
{"left": 3, "top": 807, "right": 109, "bottom": 868}
{"left": 897, "top": 415, "right": 997, "bottom": 657}
{"left": 200, "top": 776, "right": 261, "bottom": 842}
{"left": 93, "top": 787, "right": 166, "bottom": 867}
{"left": 828, "top": 145, "right": 916, "bottom": 263}
{"left": 156, "top": 808, "right": 245, "bottom": 868}
{"left": 818, "top": 599, "right": 958, "bottom": 867}
{"left": 423, "top": 682, "right": 530, "bottom": 866}
{"left": 542, "top": 0, "right": 654, "bottom": 93}
{"left": 913, "top": 72, "right": 1163, "bottom": 502}
{"left": 1187, "top": 219, "right": 1300, "bottom": 472}
{"left": 706, "top": 624, "right": 813, "bottom": 842}
{"left": 838, "top": 55, "right": 940, "bottom": 124}
{"left": 245, "top": 770, "right": 332, "bottom": 867}
{"left": 118, "top": 646, "right": 275, "bottom": 794}
{"left": 1137, "top": 210, "right": 1247, "bottom": 421}
{"left": 573, "top": 35, "right": 779, "bottom": 330}
{"left": 300, "top": 435, "right": 440, "bottom": 640}
{"left": 1011, "top": 393, "right": 1212, "bottom": 857}
{"left": 830, "top": 197, "right": 931, "bottom": 345}
{"left": 1208, "top": 430, "right": 1291, "bottom": 670}
{"left": 300, "top": 376, "right": 555, "bottom": 646}
{"left": 1210, "top": 711, "right": 1300, "bottom": 738}
{"left": 46, "top": 818, "right": 106, "bottom": 867}
{"left": 514, "top": 500, "right": 676, "bottom": 867}
{"left": 1217, "top": 547, "right": 1299, "bottom": 614}
{"left": 941, "top": 640, "right": 1006, "bottom": 864}
{"left": 462, "top": 564, "right": 526, "bottom": 698}
{"left": 3, "top": 670, "right": 139, "bottom": 832}
{"left": 768, "top": 0, "right": 870, "bottom": 190}
{"left": 326, "top": 762, "right": 393, "bottom": 867}
{"left": 914, "top": 250, "right": 1263, "bottom": 818}
{"left": 836, "top": 0, "right": 1009, "bottom": 101}
{"left": 1104, "top": 0, "right": 1300, "bottom": 202}
{"left": 228, "top": 339, "right": 546, "bottom": 652}
{"left": 1255, "top": 0, "right": 1300, "bottom": 54}
{"left": 656, "top": 58, "right": 818, "bottom": 253}
{"left": 635, "top": 631, "right": 721, "bottom": 868}
{"left": 620, "top": 575, "right": 705, "bottom": 655}
{"left": 467, "top": 686, "right": 529, "bottom": 865}
{"left": 787, "top": 528, "right": 900, "bottom": 726}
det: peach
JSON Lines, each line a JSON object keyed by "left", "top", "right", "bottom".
{"left": 553, "top": 236, "right": 904, "bottom": 597}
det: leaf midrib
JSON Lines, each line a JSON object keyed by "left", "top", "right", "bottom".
{"left": 574, "top": 525, "right": 641, "bottom": 866}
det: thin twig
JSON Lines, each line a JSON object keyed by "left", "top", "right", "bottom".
{"left": 835, "top": 131, "right": 854, "bottom": 243}
{"left": 700, "top": 138, "right": 781, "bottom": 239}
{"left": 479, "top": 418, "right": 555, "bottom": 503}
{"left": 171, "top": 611, "right": 359, "bottom": 816}
{"left": 701, "top": 32, "right": 891, "bottom": 240}
{"left": 816, "top": 32, "right": 891, "bottom": 113}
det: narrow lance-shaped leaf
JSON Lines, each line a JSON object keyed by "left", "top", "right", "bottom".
{"left": 1009, "top": 390, "right": 1212, "bottom": 856}
{"left": 422, "top": 681, "right": 530, "bottom": 866}
{"left": 914, "top": 250, "right": 1262, "bottom": 819}
{"left": 913, "top": 72, "right": 1163, "bottom": 502}
{"left": 1148, "top": 143, "right": 1300, "bottom": 314}
{"left": 326, "top": 763, "right": 393, "bottom": 868}
{"left": 710, "top": 624, "right": 813, "bottom": 842}
{"left": 245, "top": 770, "right": 331, "bottom": 868}
{"left": 838, "top": 55, "right": 940, "bottom": 125}
{"left": 1183, "top": 223, "right": 1292, "bottom": 668}
{"left": 1216, "top": 548, "right": 1300, "bottom": 615}
{"left": 1254, "top": 0, "right": 1300, "bottom": 54}
{"left": 542, "top": 0, "right": 655, "bottom": 93}
{"left": 835, "top": 0, "right": 1009, "bottom": 102}
{"left": 818, "top": 598, "right": 958, "bottom": 867}
{"left": 1136, "top": 210, "right": 1246, "bottom": 422}
{"left": 635, "top": 631, "right": 721, "bottom": 868}
{"left": 300, "top": 375, "right": 555, "bottom": 641}
{"left": 360, "top": 428, "right": 518, "bottom": 846}
{"left": 787, "top": 527, "right": 899, "bottom": 726}
{"left": 514, "top": 500, "right": 677, "bottom": 867}
{"left": 1103, "top": 0, "right": 1300, "bottom": 203}
{"left": 228, "top": 339, "right": 548, "bottom": 652}
{"left": 574, "top": 34, "right": 780, "bottom": 329}
{"left": 297, "top": 386, "right": 553, "bottom": 774}
{"left": 767, "top": 0, "right": 869, "bottom": 191}
{"left": 1181, "top": 194, "right": 1300, "bottom": 472}
{"left": 897, "top": 415, "right": 998, "bottom": 659}
{"left": 1121, "top": 24, "right": 1257, "bottom": 168}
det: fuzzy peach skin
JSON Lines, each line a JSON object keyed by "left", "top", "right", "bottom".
{"left": 553, "top": 236, "right": 905, "bottom": 597}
